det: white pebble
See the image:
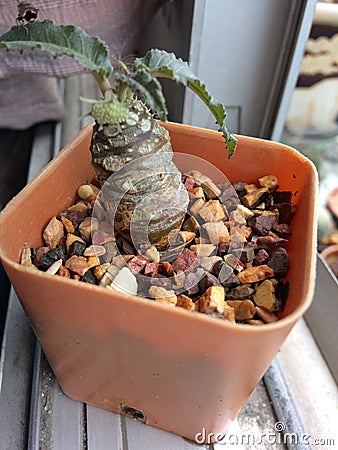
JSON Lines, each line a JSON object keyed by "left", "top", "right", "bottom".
{"left": 46, "top": 259, "right": 63, "bottom": 275}
{"left": 110, "top": 267, "right": 138, "bottom": 296}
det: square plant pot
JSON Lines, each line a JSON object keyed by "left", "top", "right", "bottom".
{"left": 0, "top": 122, "right": 317, "bottom": 442}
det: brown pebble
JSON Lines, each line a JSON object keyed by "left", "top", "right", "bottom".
{"left": 202, "top": 221, "right": 230, "bottom": 245}
{"left": 223, "top": 254, "right": 244, "bottom": 272}
{"left": 199, "top": 272, "right": 221, "bottom": 292}
{"left": 67, "top": 202, "right": 88, "bottom": 213}
{"left": 144, "top": 245, "right": 160, "bottom": 262}
{"left": 60, "top": 209, "right": 87, "bottom": 227}
{"left": 179, "top": 230, "right": 196, "bottom": 244}
{"left": 276, "top": 202, "right": 297, "bottom": 225}
{"left": 84, "top": 245, "right": 106, "bottom": 257}
{"left": 58, "top": 266, "right": 71, "bottom": 278}
{"left": 245, "top": 319, "right": 265, "bottom": 325}
{"left": 202, "top": 180, "right": 222, "bottom": 198}
{"left": 43, "top": 217, "right": 64, "bottom": 248}
{"left": 254, "top": 249, "right": 270, "bottom": 265}
{"left": 253, "top": 279, "right": 277, "bottom": 313}
{"left": 86, "top": 255, "right": 100, "bottom": 269}
{"left": 226, "top": 284, "right": 254, "bottom": 299}
{"left": 250, "top": 215, "right": 276, "bottom": 236}
{"left": 128, "top": 255, "right": 148, "bottom": 273}
{"left": 93, "top": 263, "right": 110, "bottom": 280}
{"left": 198, "top": 286, "right": 225, "bottom": 314}
{"left": 99, "top": 265, "right": 119, "bottom": 286}
{"left": 182, "top": 216, "right": 199, "bottom": 234}
{"left": 66, "top": 233, "right": 86, "bottom": 251}
{"left": 227, "top": 299, "right": 256, "bottom": 320}
{"left": 190, "top": 243, "right": 216, "bottom": 257}
{"left": 60, "top": 215, "right": 75, "bottom": 233}
{"left": 148, "top": 286, "right": 177, "bottom": 306}
{"left": 189, "top": 186, "right": 205, "bottom": 199}
{"left": 244, "top": 183, "right": 258, "bottom": 194}
{"left": 34, "top": 246, "right": 49, "bottom": 266}
{"left": 190, "top": 198, "right": 205, "bottom": 217}
{"left": 20, "top": 246, "right": 36, "bottom": 268}
{"left": 172, "top": 248, "right": 200, "bottom": 273}
{"left": 159, "top": 261, "right": 175, "bottom": 277}
{"left": 202, "top": 200, "right": 226, "bottom": 222}
{"left": 237, "top": 265, "right": 274, "bottom": 283}
{"left": 176, "top": 294, "right": 196, "bottom": 311}
{"left": 223, "top": 302, "right": 236, "bottom": 322}
{"left": 229, "top": 209, "right": 247, "bottom": 226}
{"left": 65, "top": 255, "right": 89, "bottom": 276}
{"left": 242, "top": 187, "right": 269, "bottom": 208}
{"left": 255, "top": 306, "right": 279, "bottom": 323}
{"left": 272, "top": 223, "right": 292, "bottom": 238}
{"left": 258, "top": 175, "right": 278, "bottom": 190}
{"left": 78, "top": 217, "right": 99, "bottom": 242}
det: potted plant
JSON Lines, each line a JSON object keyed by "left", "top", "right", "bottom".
{"left": 0, "top": 20, "right": 317, "bottom": 442}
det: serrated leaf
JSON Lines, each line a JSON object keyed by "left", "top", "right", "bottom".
{"left": 116, "top": 69, "right": 168, "bottom": 121}
{"left": 134, "top": 49, "right": 237, "bottom": 157}
{"left": 0, "top": 20, "right": 112, "bottom": 80}
{"left": 134, "top": 48, "right": 196, "bottom": 85}
{"left": 188, "top": 79, "right": 237, "bottom": 157}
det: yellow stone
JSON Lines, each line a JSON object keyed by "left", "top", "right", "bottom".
{"left": 253, "top": 279, "right": 277, "bottom": 313}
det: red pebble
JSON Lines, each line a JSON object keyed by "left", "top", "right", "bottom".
{"left": 184, "top": 176, "right": 195, "bottom": 191}
{"left": 144, "top": 261, "right": 159, "bottom": 276}
{"left": 172, "top": 248, "right": 200, "bottom": 273}
{"left": 128, "top": 255, "right": 148, "bottom": 274}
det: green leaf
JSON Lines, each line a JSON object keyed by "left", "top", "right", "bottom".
{"left": 188, "top": 79, "right": 237, "bottom": 158}
{"left": 134, "top": 48, "right": 196, "bottom": 85}
{"left": 116, "top": 69, "right": 168, "bottom": 121}
{"left": 134, "top": 49, "right": 237, "bottom": 157}
{"left": 0, "top": 20, "right": 112, "bottom": 80}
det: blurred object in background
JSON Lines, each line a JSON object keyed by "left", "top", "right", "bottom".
{"left": 321, "top": 244, "right": 338, "bottom": 278}
{"left": 283, "top": 1, "right": 338, "bottom": 177}
{"left": 282, "top": 1, "right": 338, "bottom": 252}
{"left": 285, "top": 2, "right": 338, "bottom": 139}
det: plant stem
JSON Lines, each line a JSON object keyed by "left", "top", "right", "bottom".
{"left": 116, "top": 83, "right": 131, "bottom": 103}
{"left": 91, "top": 71, "right": 113, "bottom": 100}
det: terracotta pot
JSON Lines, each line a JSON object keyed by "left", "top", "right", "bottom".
{"left": 0, "top": 122, "right": 318, "bottom": 442}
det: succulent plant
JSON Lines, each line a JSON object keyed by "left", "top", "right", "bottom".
{"left": 0, "top": 20, "right": 236, "bottom": 250}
